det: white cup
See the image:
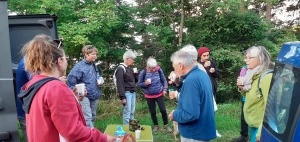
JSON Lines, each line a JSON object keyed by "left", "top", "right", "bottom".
{"left": 97, "top": 77, "right": 104, "bottom": 85}
{"left": 147, "top": 78, "right": 151, "bottom": 84}
{"left": 75, "top": 83, "right": 85, "bottom": 96}
{"left": 172, "top": 72, "right": 177, "bottom": 82}
{"left": 133, "top": 67, "right": 138, "bottom": 73}
{"left": 135, "top": 130, "right": 141, "bottom": 139}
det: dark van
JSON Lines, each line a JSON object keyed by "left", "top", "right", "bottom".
{"left": 0, "top": 1, "right": 59, "bottom": 141}
{"left": 261, "top": 42, "right": 300, "bottom": 142}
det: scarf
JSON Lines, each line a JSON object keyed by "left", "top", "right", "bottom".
{"left": 240, "top": 65, "right": 262, "bottom": 91}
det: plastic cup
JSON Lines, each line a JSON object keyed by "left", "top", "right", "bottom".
{"left": 97, "top": 77, "right": 104, "bottom": 85}
{"left": 75, "top": 83, "right": 85, "bottom": 96}
{"left": 135, "top": 130, "right": 141, "bottom": 139}
{"left": 172, "top": 72, "right": 177, "bottom": 82}
{"left": 147, "top": 78, "right": 151, "bottom": 84}
{"left": 133, "top": 68, "right": 138, "bottom": 73}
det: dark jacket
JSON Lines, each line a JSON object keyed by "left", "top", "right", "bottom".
{"left": 199, "top": 59, "right": 219, "bottom": 98}
{"left": 115, "top": 63, "right": 138, "bottom": 100}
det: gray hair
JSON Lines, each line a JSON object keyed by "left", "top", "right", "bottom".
{"left": 180, "top": 44, "right": 198, "bottom": 61}
{"left": 123, "top": 50, "right": 136, "bottom": 61}
{"left": 246, "top": 46, "right": 271, "bottom": 70}
{"left": 170, "top": 50, "right": 194, "bottom": 67}
{"left": 147, "top": 57, "right": 157, "bottom": 68}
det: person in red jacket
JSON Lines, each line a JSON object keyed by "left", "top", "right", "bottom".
{"left": 18, "top": 34, "right": 115, "bottom": 142}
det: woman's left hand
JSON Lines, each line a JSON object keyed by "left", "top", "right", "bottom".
{"left": 256, "top": 137, "right": 260, "bottom": 142}
{"left": 162, "top": 91, "right": 167, "bottom": 96}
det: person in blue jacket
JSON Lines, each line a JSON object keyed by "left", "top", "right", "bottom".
{"left": 67, "top": 45, "right": 103, "bottom": 128}
{"left": 16, "top": 57, "right": 30, "bottom": 142}
{"left": 137, "top": 57, "right": 172, "bottom": 132}
{"left": 168, "top": 50, "right": 216, "bottom": 141}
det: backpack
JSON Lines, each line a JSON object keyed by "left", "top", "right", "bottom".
{"left": 113, "top": 64, "right": 126, "bottom": 87}
{"left": 142, "top": 68, "right": 164, "bottom": 85}
{"left": 258, "top": 69, "right": 273, "bottom": 97}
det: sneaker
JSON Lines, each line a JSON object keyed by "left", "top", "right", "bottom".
{"left": 152, "top": 125, "right": 159, "bottom": 132}
{"left": 165, "top": 124, "right": 172, "bottom": 133}
{"left": 216, "top": 130, "right": 221, "bottom": 137}
{"left": 231, "top": 136, "right": 248, "bottom": 142}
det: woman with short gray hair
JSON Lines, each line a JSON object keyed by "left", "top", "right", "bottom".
{"left": 237, "top": 46, "right": 272, "bottom": 142}
{"left": 138, "top": 57, "right": 172, "bottom": 132}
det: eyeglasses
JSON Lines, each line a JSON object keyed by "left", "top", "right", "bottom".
{"left": 61, "top": 56, "right": 69, "bottom": 61}
{"left": 244, "top": 56, "right": 256, "bottom": 60}
{"left": 53, "top": 39, "right": 63, "bottom": 49}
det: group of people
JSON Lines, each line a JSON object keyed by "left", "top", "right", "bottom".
{"left": 14, "top": 33, "right": 274, "bottom": 142}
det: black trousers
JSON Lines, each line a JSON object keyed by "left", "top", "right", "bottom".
{"left": 241, "top": 101, "right": 249, "bottom": 137}
{"left": 146, "top": 95, "right": 168, "bottom": 126}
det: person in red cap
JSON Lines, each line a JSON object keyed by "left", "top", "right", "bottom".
{"left": 197, "top": 47, "right": 219, "bottom": 101}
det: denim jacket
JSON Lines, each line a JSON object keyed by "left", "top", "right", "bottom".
{"left": 67, "top": 59, "right": 101, "bottom": 100}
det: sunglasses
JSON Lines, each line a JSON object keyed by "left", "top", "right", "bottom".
{"left": 87, "top": 45, "right": 94, "bottom": 49}
{"left": 53, "top": 39, "right": 63, "bottom": 48}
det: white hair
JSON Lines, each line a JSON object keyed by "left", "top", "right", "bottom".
{"left": 147, "top": 57, "right": 157, "bottom": 68}
{"left": 170, "top": 50, "right": 194, "bottom": 67}
{"left": 123, "top": 50, "right": 136, "bottom": 61}
{"left": 180, "top": 44, "right": 198, "bottom": 61}
{"left": 246, "top": 46, "right": 271, "bottom": 71}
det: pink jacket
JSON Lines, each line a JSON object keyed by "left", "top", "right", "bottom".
{"left": 24, "top": 75, "right": 107, "bottom": 142}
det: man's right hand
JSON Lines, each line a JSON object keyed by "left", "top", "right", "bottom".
{"left": 204, "top": 61, "right": 211, "bottom": 67}
{"left": 121, "top": 99, "right": 126, "bottom": 106}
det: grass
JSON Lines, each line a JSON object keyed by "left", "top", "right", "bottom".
{"left": 95, "top": 97, "right": 242, "bottom": 142}
{"left": 18, "top": 96, "right": 242, "bottom": 142}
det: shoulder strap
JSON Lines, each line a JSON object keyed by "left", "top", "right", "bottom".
{"left": 258, "top": 69, "right": 273, "bottom": 96}
{"left": 158, "top": 68, "right": 164, "bottom": 85}
{"left": 142, "top": 68, "right": 147, "bottom": 81}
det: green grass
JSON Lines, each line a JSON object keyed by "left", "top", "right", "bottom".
{"left": 18, "top": 97, "right": 242, "bottom": 142}
{"left": 95, "top": 98, "right": 242, "bottom": 142}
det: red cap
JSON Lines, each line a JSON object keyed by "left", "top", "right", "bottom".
{"left": 198, "top": 47, "right": 210, "bottom": 57}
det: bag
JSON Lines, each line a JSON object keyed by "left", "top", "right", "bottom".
{"left": 129, "top": 119, "right": 140, "bottom": 132}
{"left": 113, "top": 64, "right": 126, "bottom": 87}
{"left": 258, "top": 69, "right": 273, "bottom": 97}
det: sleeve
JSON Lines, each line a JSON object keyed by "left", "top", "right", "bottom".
{"left": 67, "top": 65, "right": 82, "bottom": 90}
{"left": 210, "top": 60, "right": 219, "bottom": 78}
{"left": 173, "top": 80, "right": 200, "bottom": 123}
{"left": 257, "top": 73, "right": 273, "bottom": 138}
{"left": 160, "top": 69, "right": 168, "bottom": 91}
{"left": 116, "top": 67, "right": 126, "bottom": 100}
{"left": 48, "top": 83, "right": 107, "bottom": 142}
{"left": 137, "top": 69, "right": 147, "bottom": 88}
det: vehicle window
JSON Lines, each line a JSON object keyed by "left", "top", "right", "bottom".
{"left": 265, "top": 64, "right": 294, "bottom": 134}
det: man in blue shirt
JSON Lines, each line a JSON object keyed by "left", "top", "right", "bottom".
{"left": 168, "top": 50, "right": 216, "bottom": 142}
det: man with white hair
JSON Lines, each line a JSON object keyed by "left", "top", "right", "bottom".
{"left": 115, "top": 50, "right": 139, "bottom": 125}
{"left": 168, "top": 50, "right": 216, "bottom": 142}
{"left": 180, "top": 44, "right": 206, "bottom": 73}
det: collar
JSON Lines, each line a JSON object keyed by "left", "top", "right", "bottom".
{"left": 120, "top": 63, "right": 128, "bottom": 67}
{"left": 83, "top": 59, "right": 93, "bottom": 64}
{"left": 180, "top": 66, "right": 198, "bottom": 80}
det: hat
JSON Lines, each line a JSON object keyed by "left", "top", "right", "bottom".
{"left": 198, "top": 47, "right": 210, "bottom": 57}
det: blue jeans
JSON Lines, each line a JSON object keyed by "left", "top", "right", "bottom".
{"left": 123, "top": 91, "right": 136, "bottom": 124}
{"left": 80, "top": 97, "right": 99, "bottom": 128}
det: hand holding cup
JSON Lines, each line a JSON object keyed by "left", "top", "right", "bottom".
{"left": 204, "top": 61, "right": 211, "bottom": 67}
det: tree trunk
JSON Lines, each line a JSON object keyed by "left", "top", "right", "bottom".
{"left": 266, "top": 0, "right": 272, "bottom": 23}
{"left": 178, "top": 0, "right": 184, "bottom": 47}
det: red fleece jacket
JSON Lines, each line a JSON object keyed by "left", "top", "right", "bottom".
{"left": 24, "top": 75, "right": 107, "bottom": 142}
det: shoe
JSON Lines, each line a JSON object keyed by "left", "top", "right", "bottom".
{"left": 216, "top": 130, "right": 221, "bottom": 137}
{"left": 232, "top": 136, "right": 248, "bottom": 142}
{"left": 152, "top": 125, "right": 159, "bottom": 132}
{"left": 165, "top": 124, "right": 172, "bottom": 133}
